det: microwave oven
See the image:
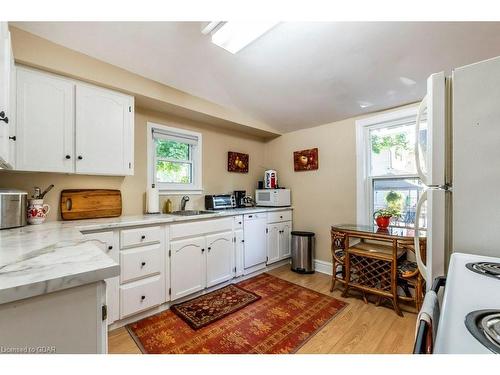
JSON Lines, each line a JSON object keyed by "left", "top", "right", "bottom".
{"left": 255, "top": 189, "right": 291, "bottom": 207}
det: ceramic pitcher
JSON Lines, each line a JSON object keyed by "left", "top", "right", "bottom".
{"left": 27, "top": 199, "right": 50, "bottom": 225}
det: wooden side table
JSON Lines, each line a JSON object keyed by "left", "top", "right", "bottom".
{"left": 331, "top": 225, "right": 426, "bottom": 316}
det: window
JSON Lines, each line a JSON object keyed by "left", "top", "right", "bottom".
{"left": 147, "top": 122, "right": 202, "bottom": 194}
{"left": 356, "top": 107, "right": 426, "bottom": 228}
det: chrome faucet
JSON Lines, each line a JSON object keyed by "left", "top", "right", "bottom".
{"left": 181, "top": 196, "right": 190, "bottom": 211}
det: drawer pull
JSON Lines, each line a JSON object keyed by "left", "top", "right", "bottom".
{"left": 141, "top": 235, "right": 146, "bottom": 240}
{"left": 141, "top": 261, "right": 146, "bottom": 267}
{"left": 248, "top": 215, "right": 253, "bottom": 218}
{"left": 141, "top": 295, "right": 146, "bottom": 301}
{"left": 107, "top": 245, "right": 113, "bottom": 250}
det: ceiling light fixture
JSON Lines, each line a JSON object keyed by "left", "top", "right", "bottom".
{"left": 202, "top": 21, "right": 279, "bottom": 54}
{"left": 358, "top": 101, "right": 374, "bottom": 109}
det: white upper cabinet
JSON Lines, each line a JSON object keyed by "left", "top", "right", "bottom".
{"left": 14, "top": 66, "right": 134, "bottom": 176}
{"left": 206, "top": 231, "right": 234, "bottom": 288}
{"left": 0, "top": 23, "right": 14, "bottom": 168}
{"left": 16, "top": 67, "right": 74, "bottom": 173}
{"left": 75, "top": 84, "right": 134, "bottom": 175}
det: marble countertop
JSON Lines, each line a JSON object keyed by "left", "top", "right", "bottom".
{"left": 0, "top": 206, "right": 292, "bottom": 305}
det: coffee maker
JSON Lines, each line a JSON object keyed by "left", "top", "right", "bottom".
{"left": 234, "top": 190, "right": 246, "bottom": 208}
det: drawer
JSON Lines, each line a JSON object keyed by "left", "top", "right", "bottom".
{"left": 120, "top": 275, "right": 163, "bottom": 318}
{"left": 233, "top": 215, "right": 243, "bottom": 230}
{"left": 267, "top": 210, "right": 292, "bottom": 223}
{"left": 120, "top": 244, "right": 162, "bottom": 283}
{"left": 170, "top": 217, "right": 233, "bottom": 240}
{"left": 82, "top": 230, "right": 119, "bottom": 263}
{"left": 120, "top": 226, "right": 162, "bottom": 249}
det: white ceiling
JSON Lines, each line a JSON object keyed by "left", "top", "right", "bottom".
{"left": 12, "top": 22, "right": 500, "bottom": 132}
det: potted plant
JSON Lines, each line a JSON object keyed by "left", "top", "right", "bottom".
{"left": 373, "top": 208, "right": 401, "bottom": 228}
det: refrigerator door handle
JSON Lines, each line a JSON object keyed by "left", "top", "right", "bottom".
{"left": 414, "top": 189, "right": 428, "bottom": 283}
{"left": 415, "top": 95, "right": 428, "bottom": 185}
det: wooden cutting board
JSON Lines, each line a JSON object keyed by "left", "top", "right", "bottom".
{"left": 60, "top": 189, "right": 122, "bottom": 220}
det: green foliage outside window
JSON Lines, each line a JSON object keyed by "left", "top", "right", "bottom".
{"left": 156, "top": 140, "right": 191, "bottom": 184}
{"left": 371, "top": 133, "right": 409, "bottom": 156}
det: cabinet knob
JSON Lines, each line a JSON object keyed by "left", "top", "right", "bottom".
{"left": 208, "top": 247, "right": 211, "bottom": 252}
{"left": 141, "top": 261, "right": 146, "bottom": 267}
{"left": 77, "top": 155, "right": 83, "bottom": 160}
{"left": 65, "top": 155, "right": 71, "bottom": 160}
{"left": 141, "top": 235, "right": 146, "bottom": 240}
{"left": 280, "top": 216, "right": 283, "bottom": 219}
{"left": 107, "top": 245, "right": 113, "bottom": 250}
{"left": 201, "top": 248, "right": 205, "bottom": 253}
{"left": 238, "top": 222, "right": 242, "bottom": 225}
{"left": 0, "top": 111, "right": 8, "bottom": 124}
{"left": 242, "top": 239, "right": 245, "bottom": 243}
{"left": 141, "top": 295, "right": 146, "bottom": 301}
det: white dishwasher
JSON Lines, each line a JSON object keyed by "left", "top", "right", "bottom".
{"left": 243, "top": 213, "right": 267, "bottom": 271}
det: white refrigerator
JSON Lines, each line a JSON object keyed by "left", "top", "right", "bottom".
{"left": 414, "top": 55, "right": 500, "bottom": 289}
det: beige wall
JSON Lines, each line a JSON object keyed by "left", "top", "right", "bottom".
{"left": 0, "top": 108, "right": 267, "bottom": 221}
{"left": 265, "top": 118, "right": 357, "bottom": 263}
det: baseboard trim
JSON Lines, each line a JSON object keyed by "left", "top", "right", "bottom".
{"left": 314, "top": 259, "right": 333, "bottom": 275}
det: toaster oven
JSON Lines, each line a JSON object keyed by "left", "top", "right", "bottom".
{"left": 205, "top": 194, "right": 236, "bottom": 210}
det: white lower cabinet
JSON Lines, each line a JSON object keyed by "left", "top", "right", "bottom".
{"left": 206, "top": 231, "right": 234, "bottom": 288}
{"left": 170, "top": 236, "right": 206, "bottom": 300}
{"left": 279, "top": 221, "right": 292, "bottom": 259}
{"left": 266, "top": 223, "right": 280, "bottom": 264}
{"left": 266, "top": 209, "right": 293, "bottom": 265}
{"left": 170, "top": 231, "right": 236, "bottom": 300}
{"left": 120, "top": 275, "right": 163, "bottom": 318}
{"left": 82, "top": 230, "right": 120, "bottom": 325}
{"left": 120, "top": 243, "right": 162, "bottom": 283}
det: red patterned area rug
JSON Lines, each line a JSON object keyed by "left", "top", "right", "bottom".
{"left": 171, "top": 284, "right": 261, "bottom": 330}
{"left": 126, "top": 273, "right": 347, "bottom": 354}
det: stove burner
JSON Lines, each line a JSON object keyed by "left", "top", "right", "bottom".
{"left": 465, "top": 310, "right": 500, "bottom": 354}
{"left": 466, "top": 262, "right": 500, "bottom": 280}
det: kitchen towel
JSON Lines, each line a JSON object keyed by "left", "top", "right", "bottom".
{"left": 146, "top": 186, "right": 160, "bottom": 214}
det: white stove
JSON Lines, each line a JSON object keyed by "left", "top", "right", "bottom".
{"left": 434, "top": 252, "right": 500, "bottom": 354}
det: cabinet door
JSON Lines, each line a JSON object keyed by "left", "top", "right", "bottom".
{"left": 16, "top": 68, "right": 74, "bottom": 172}
{"left": 82, "top": 231, "right": 120, "bottom": 325}
{"left": 266, "top": 223, "right": 280, "bottom": 265}
{"left": 75, "top": 84, "right": 134, "bottom": 176}
{"left": 279, "top": 221, "right": 292, "bottom": 259}
{"left": 234, "top": 229, "right": 244, "bottom": 277}
{"left": 206, "top": 231, "right": 234, "bottom": 288}
{"left": 170, "top": 236, "right": 206, "bottom": 300}
{"left": 0, "top": 23, "right": 12, "bottom": 167}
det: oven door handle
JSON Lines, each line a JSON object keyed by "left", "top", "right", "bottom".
{"left": 413, "top": 276, "right": 446, "bottom": 354}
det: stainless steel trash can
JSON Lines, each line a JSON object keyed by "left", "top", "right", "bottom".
{"left": 291, "top": 231, "right": 315, "bottom": 274}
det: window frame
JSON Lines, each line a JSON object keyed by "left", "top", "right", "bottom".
{"left": 147, "top": 122, "right": 203, "bottom": 195}
{"left": 355, "top": 106, "right": 420, "bottom": 225}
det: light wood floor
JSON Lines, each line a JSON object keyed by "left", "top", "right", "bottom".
{"left": 108, "top": 266, "right": 417, "bottom": 354}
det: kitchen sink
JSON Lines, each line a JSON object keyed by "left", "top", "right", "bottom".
{"left": 171, "top": 210, "right": 218, "bottom": 216}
